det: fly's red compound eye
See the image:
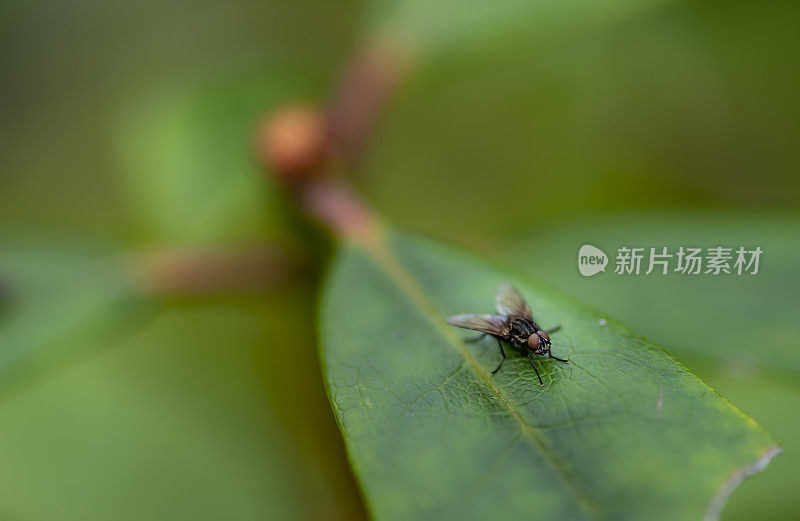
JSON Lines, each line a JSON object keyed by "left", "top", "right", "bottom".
{"left": 537, "top": 330, "right": 550, "bottom": 344}
{"left": 527, "top": 334, "right": 540, "bottom": 350}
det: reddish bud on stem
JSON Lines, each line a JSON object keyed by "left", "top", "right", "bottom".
{"left": 256, "top": 104, "right": 328, "bottom": 181}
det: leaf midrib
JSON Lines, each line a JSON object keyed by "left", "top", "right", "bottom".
{"left": 359, "top": 237, "right": 600, "bottom": 518}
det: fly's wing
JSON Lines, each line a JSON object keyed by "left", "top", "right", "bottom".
{"left": 446, "top": 314, "right": 507, "bottom": 336}
{"left": 495, "top": 283, "right": 533, "bottom": 320}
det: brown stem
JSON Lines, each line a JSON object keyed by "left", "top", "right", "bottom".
{"left": 296, "top": 178, "right": 381, "bottom": 244}
{"left": 257, "top": 40, "right": 414, "bottom": 248}
{"left": 133, "top": 245, "right": 300, "bottom": 296}
{"left": 326, "top": 40, "right": 412, "bottom": 162}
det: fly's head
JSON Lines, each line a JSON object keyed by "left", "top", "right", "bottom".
{"left": 527, "top": 330, "right": 551, "bottom": 355}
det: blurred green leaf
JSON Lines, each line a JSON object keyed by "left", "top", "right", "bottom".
{"left": 118, "top": 75, "right": 310, "bottom": 247}
{"left": 363, "top": 3, "right": 800, "bottom": 243}
{"left": 495, "top": 212, "right": 800, "bottom": 375}
{"left": 0, "top": 297, "right": 361, "bottom": 521}
{"left": 319, "top": 229, "right": 778, "bottom": 520}
{"left": 367, "top": 0, "right": 668, "bottom": 56}
{"left": 0, "top": 236, "right": 148, "bottom": 395}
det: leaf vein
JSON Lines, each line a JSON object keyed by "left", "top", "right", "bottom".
{"left": 360, "top": 239, "right": 600, "bottom": 517}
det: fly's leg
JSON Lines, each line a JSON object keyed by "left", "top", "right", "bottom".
{"left": 527, "top": 352, "right": 544, "bottom": 386}
{"left": 490, "top": 338, "right": 506, "bottom": 375}
{"left": 545, "top": 324, "right": 569, "bottom": 363}
{"left": 463, "top": 333, "right": 487, "bottom": 344}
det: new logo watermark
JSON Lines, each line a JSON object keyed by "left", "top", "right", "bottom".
{"left": 578, "top": 244, "right": 762, "bottom": 277}
{"left": 578, "top": 245, "right": 608, "bottom": 277}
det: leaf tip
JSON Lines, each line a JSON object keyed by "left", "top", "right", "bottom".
{"left": 704, "top": 446, "right": 782, "bottom": 521}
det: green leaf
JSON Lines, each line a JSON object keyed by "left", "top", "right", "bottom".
{"left": 0, "top": 240, "right": 365, "bottom": 520}
{"left": 0, "top": 299, "right": 361, "bottom": 521}
{"left": 367, "top": 0, "right": 670, "bottom": 57}
{"left": 320, "top": 229, "right": 778, "bottom": 520}
{"left": 0, "top": 236, "right": 150, "bottom": 396}
{"left": 488, "top": 211, "right": 800, "bottom": 521}
{"left": 689, "top": 367, "right": 799, "bottom": 521}
{"left": 118, "top": 75, "right": 310, "bottom": 247}
{"left": 495, "top": 212, "right": 800, "bottom": 376}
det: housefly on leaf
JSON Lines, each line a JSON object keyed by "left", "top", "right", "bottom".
{"left": 447, "top": 283, "right": 569, "bottom": 386}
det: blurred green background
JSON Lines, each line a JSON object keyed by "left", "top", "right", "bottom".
{"left": 1, "top": 0, "right": 798, "bottom": 520}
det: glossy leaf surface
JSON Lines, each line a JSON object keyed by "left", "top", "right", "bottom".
{"left": 320, "top": 229, "right": 778, "bottom": 521}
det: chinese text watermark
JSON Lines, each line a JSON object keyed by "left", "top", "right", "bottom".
{"left": 579, "top": 245, "right": 762, "bottom": 277}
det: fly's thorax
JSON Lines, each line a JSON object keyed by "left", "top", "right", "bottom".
{"left": 508, "top": 318, "right": 536, "bottom": 346}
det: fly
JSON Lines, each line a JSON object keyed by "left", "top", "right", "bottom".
{"left": 447, "top": 283, "right": 569, "bottom": 386}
